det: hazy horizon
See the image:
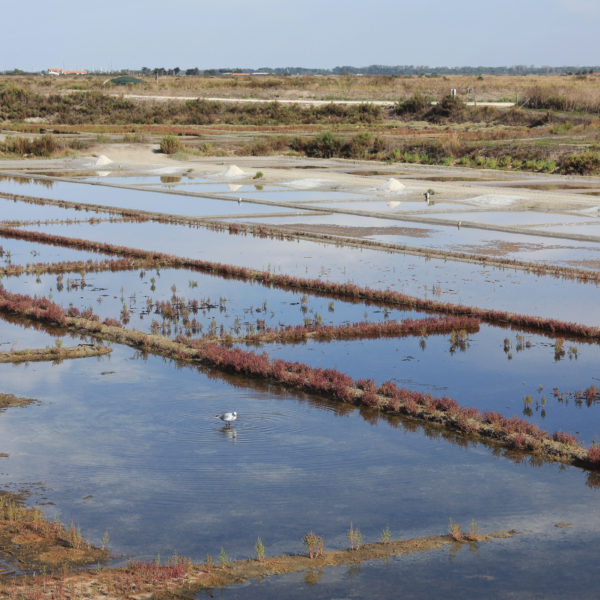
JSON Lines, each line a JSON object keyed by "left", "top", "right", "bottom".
{"left": 3, "top": 0, "right": 599, "bottom": 72}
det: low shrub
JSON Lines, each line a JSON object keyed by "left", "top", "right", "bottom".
{"left": 395, "top": 92, "right": 431, "bottom": 115}
{"left": 558, "top": 152, "right": 600, "bottom": 175}
{"left": 159, "top": 135, "right": 182, "bottom": 155}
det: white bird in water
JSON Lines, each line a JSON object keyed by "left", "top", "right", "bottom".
{"left": 216, "top": 411, "right": 237, "bottom": 427}
{"left": 238, "top": 197, "right": 242, "bottom": 204}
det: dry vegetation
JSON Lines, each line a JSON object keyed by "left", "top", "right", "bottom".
{"left": 7, "top": 73, "right": 600, "bottom": 104}
{"left": 0, "top": 343, "right": 111, "bottom": 363}
{"left": 2, "top": 74, "right": 600, "bottom": 173}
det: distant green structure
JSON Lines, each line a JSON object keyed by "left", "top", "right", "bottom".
{"left": 110, "top": 76, "right": 143, "bottom": 86}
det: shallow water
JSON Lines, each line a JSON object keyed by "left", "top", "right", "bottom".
{"left": 0, "top": 316, "right": 63, "bottom": 348}
{"left": 4, "top": 178, "right": 600, "bottom": 265}
{"left": 224, "top": 212, "right": 437, "bottom": 232}
{"left": 20, "top": 221, "right": 600, "bottom": 325}
{"left": 314, "top": 200, "right": 471, "bottom": 212}
{"left": 529, "top": 222, "right": 600, "bottom": 237}
{"left": 0, "top": 233, "right": 110, "bottom": 265}
{"left": 157, "top": 182, "right": 288, "bottom": 193}
{"left": 218, "top": 190, "right": 368, "bottom": 203}
{"left": 0, "top": 343, "right": 599, "bottom": 565}
{"left": 3, "top": 268, "right": 425, "bottom": 336}
{"left": 258, "top": 324, "right": 600, "bottom": 444}
{"left": 2, "top": 171, "right": 600, "bottom": 596}
{"left": 83, "top": 175, "right": 198, "bottom": 185}
{"left": 0, "top": 175, "right": 55, "bottom": 190}
{"left": 0, "top": 196, "right": 114, "bottom": 223}
{"left": 0, "top": 179, "right": 316, "bottom": 218}
{"left": 424, "top": 210, "right": 599, "bottom": 227}
{"left": 215, "top": 529, "right": 600, "bottom": 600}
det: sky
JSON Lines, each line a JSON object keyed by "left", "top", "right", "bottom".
{"left": 3, "top": 0, "right": 599, "bottom": 72}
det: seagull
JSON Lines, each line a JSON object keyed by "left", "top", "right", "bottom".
{"left": 216, "top": 411, "right": 237, "bottom": 427}
{"left": 238, "top": 197, "right": 242, "bottom": 204}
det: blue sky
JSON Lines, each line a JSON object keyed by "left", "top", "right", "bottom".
{"left": 3, "top": 0, "right": 599, "bottom": 71}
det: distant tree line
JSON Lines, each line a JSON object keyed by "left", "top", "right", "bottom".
{"left": 132, "top": 65, "right": 600, "bottom": 76}
{"left": 2, "top": 65, "right": 598, "bottom": 77}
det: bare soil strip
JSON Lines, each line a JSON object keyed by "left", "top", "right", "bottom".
{"left": 0, "top": 344, "right": 111, "bottom": 363}
{"left": 0, "top": 492, "right": 108, "bottom": 574}
{"left": 0, "top": 529, "right": 516, "bottom": 600}
{"left": 0, "top": 394, "right": 36, "bottom": 411}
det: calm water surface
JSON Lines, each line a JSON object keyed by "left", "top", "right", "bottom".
{"left": 258, "top": 326, "right": 600, "bottom": 444}
{"left": 214, "top": 529, "right": 600, "bottom": 600}
{"left": 0, "top": 342, "right": 598, "bottom": 565}
{"left": 19, "top": 221, "right": 600, "bottom": 326}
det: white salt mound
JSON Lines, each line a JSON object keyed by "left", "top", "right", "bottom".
{"left": 467, "top": 194, "right": 522, "bottom": 207}
{"left": 94, "top": 155, "right": 112, "bottom": 167}
{"left": 377, "top": 178, "right": 406, "bottom": 193}
{"left": 576, "top": 206, "right": 600, "bottom": 217}
{"left": 221, "top": 165, "right": 245, "bottom": 178}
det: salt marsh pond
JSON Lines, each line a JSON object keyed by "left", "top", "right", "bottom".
{"left": 0, "top": 159, "right": 600, "bottom": 597}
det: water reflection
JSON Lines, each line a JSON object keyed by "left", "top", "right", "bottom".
{"left": 1, "top": 344, "right": 598, "bottom": 568}
{"left": 16, "top": 220, "right": 600, "bottom": 325}
{"left": 0, "top": 175, "right": 54, "bottom": 189}
{"left": 219, "top": 425, "right": 237, "bottom": 441}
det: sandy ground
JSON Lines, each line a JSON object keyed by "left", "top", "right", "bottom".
{"left": 60, "top": 144, "right": 600, "bottom": 208}
{"left": 2, "top": 143, "right": 600, "bottom": 219}
{"left": 114, "top": 93, "right": 515, "bottom": 108}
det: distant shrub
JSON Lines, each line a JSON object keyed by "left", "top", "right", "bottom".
{"left": 296, "top": 131, "right": 342, "bottom": 158}
{"left": 559, "top": 152, "right": 600, "bottom": 175}
{"left": 427, "top": 94, "right": 467, "bottom": 122}
{"left": 160, "top": 135, "right": 181, "bottom": 155}
{"left": 0, "top": 133, "right": 62, "bottom": 157}
{"left": 395, "top": 92, "right": 431, "bottom": 115}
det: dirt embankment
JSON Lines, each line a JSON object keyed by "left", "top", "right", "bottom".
{"left": 2, "top": 529, "right": 516, "bottom": 600}
{"left": 0, "top": 394, "right": 36, "bottom": 411}
{"left": 0, "top": 343, "right": 111, "bottom": 364}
